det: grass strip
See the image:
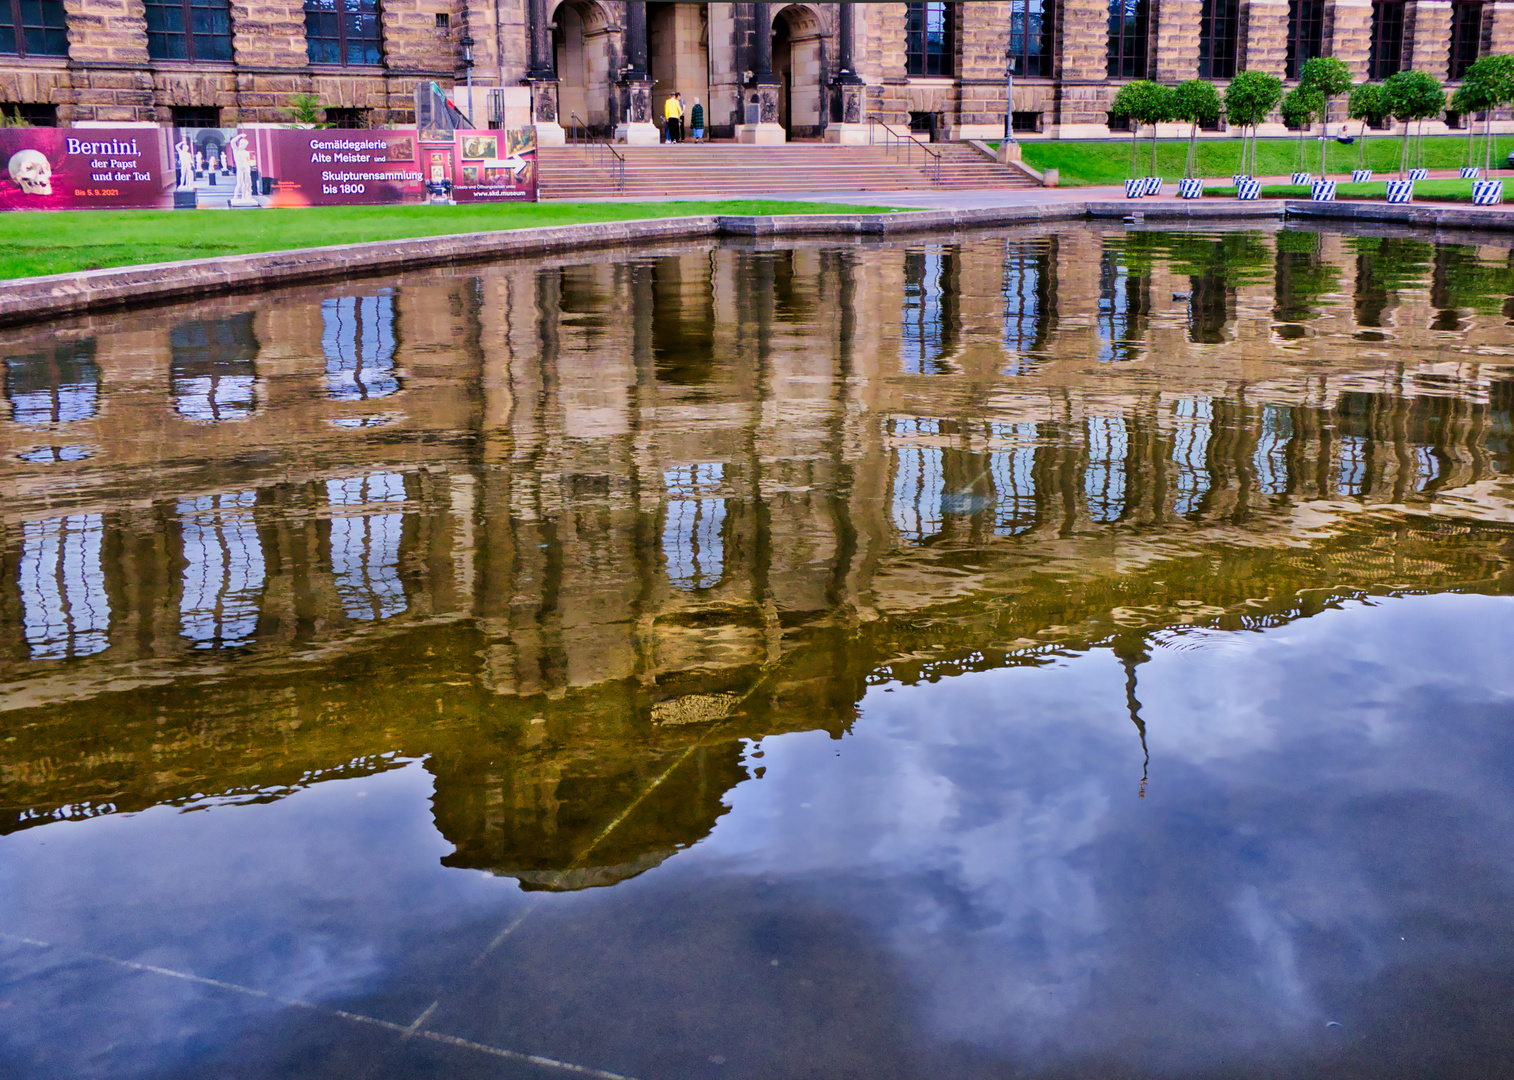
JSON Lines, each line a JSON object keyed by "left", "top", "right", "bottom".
{"left": 0, "top": 199, "right": 896, "bottom": 280}
{"left": 1200, "top": 178, "right": 1510, "bottom": 203}
{"left": 1017, "top": 135, "right": 1514, "bottom": 187}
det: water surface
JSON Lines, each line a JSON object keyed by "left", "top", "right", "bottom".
{"left": 3, "top": 223, "right": 1514, "bottom": 1079}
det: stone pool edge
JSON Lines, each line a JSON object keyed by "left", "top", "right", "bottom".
{"left": 0, "top": 198, "right": 1501, "bottom": 328}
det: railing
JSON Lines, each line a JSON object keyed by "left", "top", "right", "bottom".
{"left": 868, "top": 116, "right": 942, "bottom": 183}
{"left": 569, "top": 113, "right": 626, "bottom": 192}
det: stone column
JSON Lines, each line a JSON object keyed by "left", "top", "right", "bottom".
{"left": 1239, "top": 0, "right": 1290, "bottom": 134}
{"left": 615, "top": 1, "right": 659, "bottom": 144}
{"left": 1055, "top": 0, "right": 1115, "bottom": 136}
{"left": 1325, "top": 0, "right": 1374, "bottom": 80}
{"left": 528, "top": 0, "right": 566, "bottom": 145}
{"left": 1155, "top": 0, "right": 1204, "bottom": 83}
{"left": 826, "top": 2, "right": 868, "bottom": 143}
{"left": 736, "top": 2, "right": 786, "bottom": 143}
{"left": 1407, "top": 0, "right": 1453, "bottom": 81}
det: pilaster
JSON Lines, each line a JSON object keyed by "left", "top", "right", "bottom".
{"left": 1325, "top": 0, "right": 1374, "bottom": 81}
{"left": 1407, "top": 0, "right": 1453, "bottom": 80}
{"left": 1155, "top": 0, "right": 1203, "bottom": 81}
{"left": 1055, "top": 0, "right": 1113, "bottom": 133}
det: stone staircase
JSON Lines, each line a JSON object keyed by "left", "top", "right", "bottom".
{"left": 537, "top": 142, "right": 1039, "bottom": 200}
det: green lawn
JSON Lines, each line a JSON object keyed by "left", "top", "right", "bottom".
{"left": 1202, "top": 177, "right": 1510, "bottom": 203}
{"left": 1018, "top": 134, "right": 1514, "bottom": 187}
{"left": 0, "top": 199, "right": 893, "bottom": 280}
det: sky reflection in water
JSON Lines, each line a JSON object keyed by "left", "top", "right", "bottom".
{"left": 3, "top": 224, "right": 1514, "bottom": 1078}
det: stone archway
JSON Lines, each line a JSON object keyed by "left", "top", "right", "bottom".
{"left": 647, "top": 3, "right": 708, "bottom": 139}
{"left": 552, "top": 0, "right": 616, "bottom": 135}
{"left": 771, "top": 5, "right": 827, "bottom": 139}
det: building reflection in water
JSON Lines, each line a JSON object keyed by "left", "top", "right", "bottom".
{"left": 3, "top": 224, "right": 1514, "bottom": 888}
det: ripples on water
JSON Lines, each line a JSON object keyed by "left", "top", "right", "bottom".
{"left": 2, "top": 224, "right": 1514, "bottom": 1079}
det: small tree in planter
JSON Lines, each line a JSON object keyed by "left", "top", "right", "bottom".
{"left": 1461, "top": 54, "right": 1514, "bottom": 174}
{"left": 1347, "top": 82, "right": 1391, "bottom": 168}
{"left": 1225, "top": 70, "right": 1283, "bottom": 178}
{"left": 1281, "top": 88, "right": 1322, "bottom": 174}
{"left": 1450, "top": 79, "right": 1488, "bottom": 171}
{"left": 1298, "top": 56, "right": 1353, "bottom": 174}
{"left": 1381, "top": 70, "right": 1445, "bottom": 176}
{"left": 1110, "top": 80, "right": 1176, "bottom": 179}
{"left": 1173, "top": 79, "right": 1223, "bottom": 180}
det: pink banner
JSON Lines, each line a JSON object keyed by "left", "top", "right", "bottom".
{"left": 0, "top": 125, "right": 537, "bottom": 211}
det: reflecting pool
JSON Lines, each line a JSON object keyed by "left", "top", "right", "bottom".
{"left": 3, "top": 223, "right": 1514, "bottom": 1079}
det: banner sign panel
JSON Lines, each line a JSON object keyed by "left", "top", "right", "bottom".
{"left": 0, "top": 125, "right": 537, "bottom": 211}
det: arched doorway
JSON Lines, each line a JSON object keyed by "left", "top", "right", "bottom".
{"left": 553, "top": 0, "right": 615, "bottom": 135}
{"left": 771, "top": 5, "right": 826, "bottom": 139}
{"left": 647, "top": 3, "right": 708, "bottom": 138}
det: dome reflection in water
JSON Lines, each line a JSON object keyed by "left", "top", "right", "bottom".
{"left": 3, "top": 224, "right": 1514, "bottom": 1080}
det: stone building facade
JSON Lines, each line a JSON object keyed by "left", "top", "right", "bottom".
{"left": 3, "top": 0, "right": 1512, "bottom": 136}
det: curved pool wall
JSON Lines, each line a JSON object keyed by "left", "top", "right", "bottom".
{"left": 4, "top": 198, "right": 1513, "bottom": 328}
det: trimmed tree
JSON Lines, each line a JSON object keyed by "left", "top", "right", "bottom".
{"left": 1381, "top": 70, "right": 1445, "bottom": 177}
{"left": 1461, "top": 54, "right": 1514, "bottom": 173}
{"left": 1225, "top": 70, "right": 1283, "bottom": 178}
{"left": 1109, "top": 80, "right": 1175, "bottom": 179}
{"left": 1450, "top": 80, "right": 1487, "bottom": 170}
{"left": 1173, "top": 79, "right": 1222, "bottom": 180}
{"left": 1298, "top": 56, "right": 1353, "bottom": 174}
{"left": 1281, "top": 88, "right": 1321, "bottom": 173}
{"left": 1347, "top": 82, "right": 1390, "bottom": 168}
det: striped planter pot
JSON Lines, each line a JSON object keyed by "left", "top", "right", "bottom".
{"left": 1472, "top": 179, "right": 1504, "bottom": 205}
{"left": 1351, "top": 169, "right": 1372, "bottom": 182}
{"left": 1232, "top": 175, "right": 1251, "bottom": 187}
{"left": 1461, "top": 167, "right": 1483, "bottom": 179}
{"left": 1125, "top": 179, "right": 1144, "bottom": 199}
{"left": 1386, "top": 179, "right": 1415, "bottom": 203}
{"left": 1143, "top": 176, "right": 1164, "bottom": 195}
{"left": 1409, "top": 168, "right": 1428, "bottom": 181}
{"left": 1310, "top": 179, "right": 1336, "bottom": 201}
{"left": 1236, "top": 178, "right": 1261, "bottom": 200}
{"left": 1178, "top": 178, "right": 1204, "bottom": 199}
{"left": 1290, "top": 172, "right": 1312, "bottom": 185}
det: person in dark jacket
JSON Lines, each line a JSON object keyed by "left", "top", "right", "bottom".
{"left": 690, "top": 98, "right": 706, "bottom": 143}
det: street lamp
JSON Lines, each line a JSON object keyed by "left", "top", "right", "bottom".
{"left": 1004, "top": 0, "right": 1018, "bottom": 142}
{"left": 460, "top": 33, "right": 476, "bottom": 117}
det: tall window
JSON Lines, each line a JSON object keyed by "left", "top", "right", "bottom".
{"left": 906, "top": 2, "right": 954, "bottom": 77}
{"left": 1450, "top": 0, "right": 1482, "bottom": 79}
{"left": 179, "top": 491, "right": 264, "bottom": 650}
{"left": 170, "top": 313, "right": 258, "bottom": 423}
{"left": 901, "top": 247, "right": 958, "bottom": 374}
{"left": 20, "top": 514, "right": 110, "bottom": 660}
{"left": 1286, "top": 0, "right": 1325, "bottom": 79}
{"left": 327, "top": 473, "right": 409, "bottom": 621}
{"left": 1368, "top": 0, "right": 1405, "bottom": 79}
{"left": 145, "top": 0, "right": 233, "bottom": 61}
{"left": 1107, "top": 0, "right": 1149, "bottom": 79}
{"left": 323, "top": 293, "right": 398, "bottom": 401}
{"left": 1171, "top": 397, "right": 1214, "bottom": 517}
{"left": 891, "top": 419, "right": 945, "bottom": 543}
{"left": 1085, "top": 416, "right": 1129, "bottom": 524}
{"left": 0, "top": 0, "right": 68, "bottom": 57}
{"left": 1007, "top": 0, "right": 1052, "bottom": 78}
{"left": 5, "top": 340, "right": 98, "bottom": 426}
{"left": 305, "top": 0, "right": 382, "bottom": 66}
{"left": 1198, "top": 0, "right": 1240, "bottom": 78}
{"left": 663, "top": 464, "right": 726, "bottom": 591}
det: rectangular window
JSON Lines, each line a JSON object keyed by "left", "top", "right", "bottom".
{"left": 172, "top": 105, "right": 220, "bottom": 127}
{"left": 1198, "top": 0, "right": 1239, "bottom": 79}
{"left": 1007, "top": 0, "right": 1052, "bottom": 78}
{"left": 324, "top": 107, "right": 369, "bottom": 128}
{"left": 1107, "top": 0, "right": 1149, "bottom": 80}
{"left": 906, "top": 2, "right": 954, "bottom": 78}
{"left": 1010, "top": 110, "right": 1041, "bottom": 131}
{"left": 1368, "top": 0, "right": 1405, "bottom": 79}
{"left": 146, "top": 0, "right": 233, "bottom": 61}
{"left": 0, "top": 102, "right": 57, "bottom": 125}
{"left": 1286, "top": 0, "right": 1325, "bottom": 79}
{"left": 305, "top": 0, "right": 382, "bottom": 66}
{"left": 0, "top": 0, "right": 68, "bottom": 58}
{"left": 1450, "top": 0, "right": 1482, "bottom": 79}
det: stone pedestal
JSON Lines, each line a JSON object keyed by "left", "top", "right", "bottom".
{"left": 734, "top": 83, "right": 785, "bottom": 144}
{"left": 825, "top": 80, "right": 866, "bottom": 144}
{"left": 530, "top": 80, "right": 566, "bottom": 145}
{"left": 615, "top": 79, "right": 659, "bottom": 144}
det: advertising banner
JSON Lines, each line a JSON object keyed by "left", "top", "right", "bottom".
{"left": 0, "top": 125, "right": 537, "bottom": 212}
{"left": 0, "top": 127, "right": 174, "bottom": 211}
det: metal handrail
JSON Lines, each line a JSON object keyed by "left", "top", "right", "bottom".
{"left": 868, "top": 115, "right": 942, "bottom": 183}
{"left": 569, "top": 112, "right": 626, "bottom": 192}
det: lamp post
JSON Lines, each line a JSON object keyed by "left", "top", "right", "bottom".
{"left": 1003, "top": 0, "right": 1018, "bottom": 142}
{"left": 460, "top": 33, "right": 475, "bottom": 120}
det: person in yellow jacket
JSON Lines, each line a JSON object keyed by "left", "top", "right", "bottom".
{"left": 663, "top": 92, "right": 684, "bottom": 144}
